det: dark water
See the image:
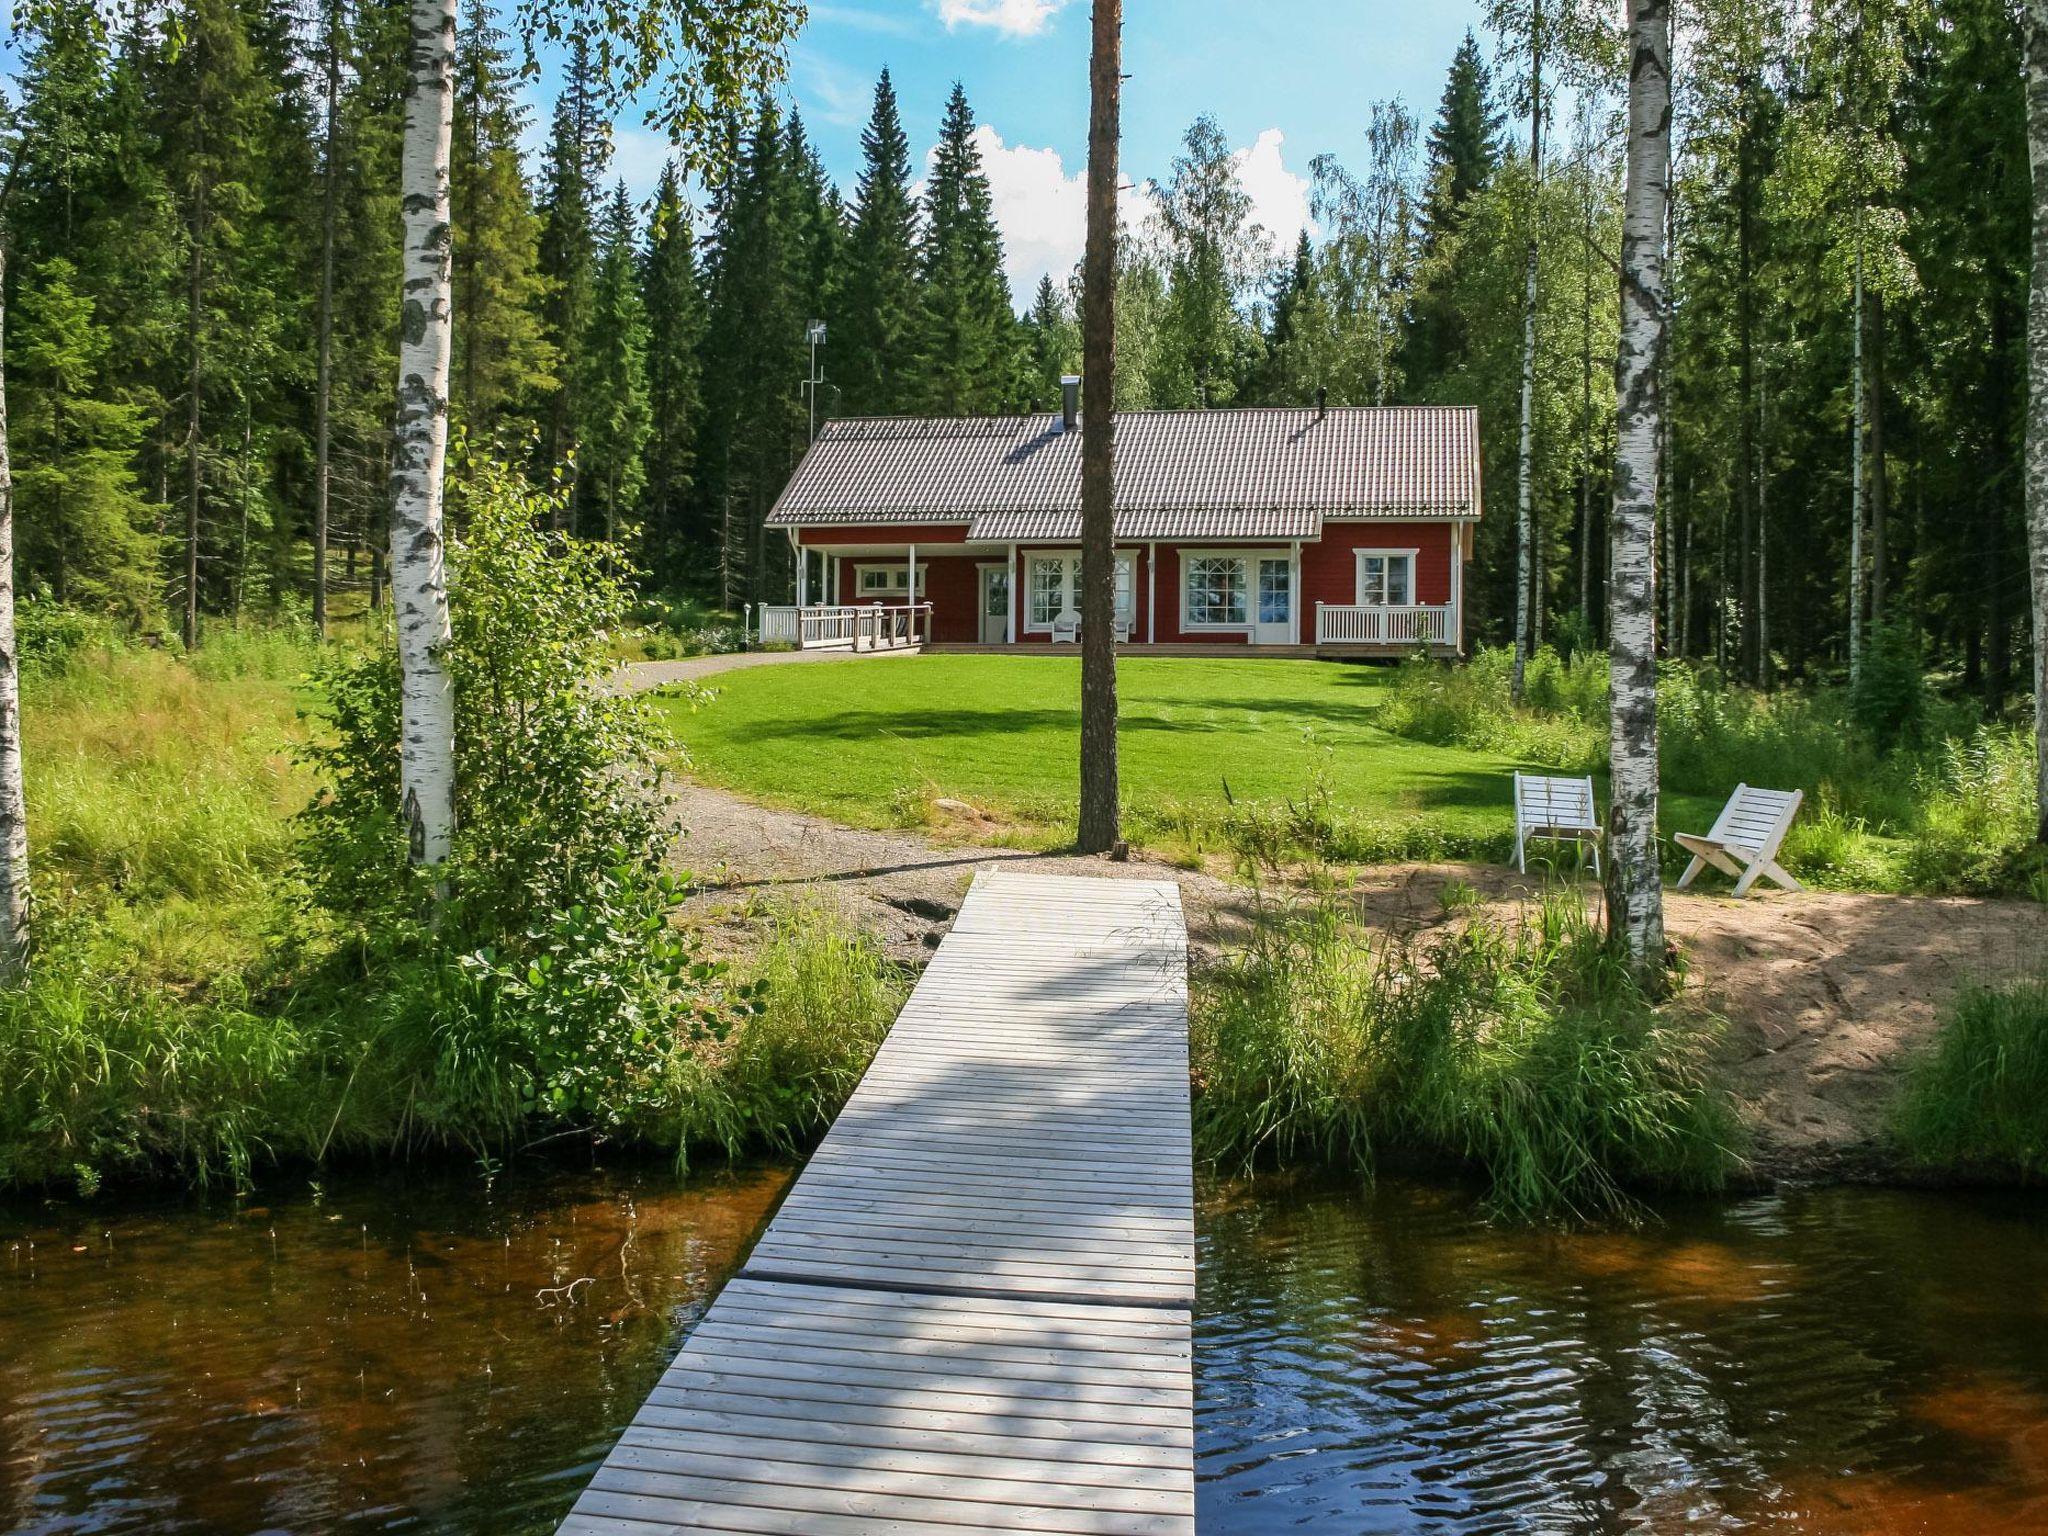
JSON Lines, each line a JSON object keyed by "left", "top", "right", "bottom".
{"left": 3, "top": 1164, "right": 2045, "bottom": 1534}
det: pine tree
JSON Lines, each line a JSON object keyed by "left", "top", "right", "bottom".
{"left": 579, "top": 181, "right": 651, "bottom": 548}
{"left": 452, "top": 7, "right": 554, "bottom": 440}
{"left": 641, "top": 161, "right": 706, "bottom": 581}
{"left": 8, "top": 258, "right": 162, "bottom": 621}
{"left": 835, "top": 70, "right": 921, "bottom": 414}
{"left": 918, "top": 83, "right": 1019, "bottom": 414}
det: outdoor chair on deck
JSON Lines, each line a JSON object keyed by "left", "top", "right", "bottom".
{"left": 1513, "top": 771, "right": 1602, "bottom": 876}
{"left": 1051, "top": 610, "right": 1080, "bottom": 643}
{"left": 1675, "top": 784, "right": 1804, "bottom": 897}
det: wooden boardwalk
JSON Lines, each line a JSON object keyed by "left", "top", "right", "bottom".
{"left": 559, "top": 870, "right": 1195, "bottom": 1535}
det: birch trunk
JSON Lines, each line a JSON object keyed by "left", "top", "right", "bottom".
{"left": 1849, "top": 236, "right": 1865, "bottom": 686}
{"left": 0, "top": 245, "right": 29, "bottom": 979}
{"left": 1076, "top": 0, "right": 1122, "bottom": 854}
{"left": 2025, "top": 0, "right": 2048, "bottom": 844}
{"left": 1607, "top": 0, "right": 1670, "bottom": 977}
{"left": 1511, "top": 10, "right": 1543, "bottom": 702}
{"left": 391, "top": 0, "right": 459, "bottom": 867}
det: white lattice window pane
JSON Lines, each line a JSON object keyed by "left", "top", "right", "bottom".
{"left": 1030, "top": 559, "right": 1066, "bottom": 625}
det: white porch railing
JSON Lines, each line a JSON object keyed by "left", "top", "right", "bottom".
{"left": 755, "top": 603, "right": 932, "bottom": 651}
{"left": 1315, "top": 603, "right": 1456, "bottom": 647}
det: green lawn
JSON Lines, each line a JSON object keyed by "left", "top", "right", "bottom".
{"left": 650, "top": 655, "right": 1722, "bottom": 862}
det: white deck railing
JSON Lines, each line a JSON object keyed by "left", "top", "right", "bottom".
{"left": 756, "top": 603, "right": 932, "bottom": 651}
{"left": 1314, "top": 603, "right": 1456, "bottom": 647}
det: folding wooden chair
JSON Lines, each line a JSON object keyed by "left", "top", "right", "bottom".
{"left": 1513, "top": 771, "right": 1602, "bottom": 876}
{"left": 1674, "top": 784, "right": 1805, "bottom": 897}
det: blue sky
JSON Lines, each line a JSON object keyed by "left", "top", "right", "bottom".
{"left": 0, "top": 0, "right": 1496, "bottom": 299}
{"left": 603, "top": 0, "right": 1494, "bottom": 297}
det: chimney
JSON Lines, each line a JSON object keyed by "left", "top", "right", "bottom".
{"left": 1059, "top": 375, "right": 1082, "bottom": 434}
{"left": 1315, "top": 385, "right": 1328, "bottom": 418}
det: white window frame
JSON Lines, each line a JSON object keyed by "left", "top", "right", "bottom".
{"left": 1180, "top": 548, "right": 1287, "bottom": 631}
{"left": 1354, "top": 548, "right": 1419, "bottom": 608}
{"left": 1024, "top": 552, "right": 1135, "bottom": 633}
{"left": 855, "top": 563, "right": 923, "bottom": 598}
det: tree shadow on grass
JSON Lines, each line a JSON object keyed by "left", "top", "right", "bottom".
{"left": 721, "top": 695, "right": 1391, "bottom": 746}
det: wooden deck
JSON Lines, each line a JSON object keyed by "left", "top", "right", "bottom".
{"left": 558, "top": 870, "right": 1195, "bottom": 1535}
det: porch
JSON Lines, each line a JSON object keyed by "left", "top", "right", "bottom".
{"left": 773, "top": 532, "right": 1466, "bottom": 657}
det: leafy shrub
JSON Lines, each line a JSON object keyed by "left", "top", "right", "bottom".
{"left": 15, "top": 601, "right": 121, "bottom": 677}
{"left": 1850, "top": 620, "right": 1927, "bottom": 750}
{"left": 1192, "top": 893, "right": 1741, "bottom": 1223}
{"left": 1897, "top": 979, "right": 2048, "bottom": 1177}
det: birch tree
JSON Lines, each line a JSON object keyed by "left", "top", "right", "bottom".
{"left": 2026, "top": 0, "right": 2048, "bottom": 844}
{"left": 389, "top": 0, "right": 796, "bottom": 868}
{"left": 1608, "top": 0, "right": 1671, "bottom": 976}
{"left": 1077, "top": 0, "right": 1122, "bottom": 855}
{"left": 0, "top": 240, "right": 28, "bottom": 981}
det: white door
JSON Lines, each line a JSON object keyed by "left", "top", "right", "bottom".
{"left": 1252, "top": 557, "right": 1293, "bottom": 645}
{"left": 979, "top": 565, "right": 1011, "bottom": 644}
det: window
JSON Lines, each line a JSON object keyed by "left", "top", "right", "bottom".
{"left": 856, "top": 564, "right": 922, "bottom": 597}
{"left": 1029, "top": 556, "right": 1069, "bottom": 626}
{"left": 1257, "top": 558, "right": 1291, "bottom": 624}
{"left": 1184, "top": 556, "right": 1249, "bottom": 627}
{"left": 1356, "top": 550, "right": 1415, "bottom": 607}
{"left": 1026, "top": 554, "right": 1135, "bottom": 629}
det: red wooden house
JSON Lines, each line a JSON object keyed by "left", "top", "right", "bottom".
{"left": 760, "top": 387, "right": 1481, "bottom": 657}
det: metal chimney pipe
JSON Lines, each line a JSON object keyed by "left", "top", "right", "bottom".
{"left": 1060, "top": 375, "right": 1082, "bottom": 433}
{"left": 1315, "top": 385, "right": 1328, "bottom": 417}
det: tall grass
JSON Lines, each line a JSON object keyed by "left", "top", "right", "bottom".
{"left": 1896, "top": 979, "right": 2048, "bottom": 1178}
{"left": 0, "top": 624, "right": 909, "bottom": 1193}
{"left": 1380, "top": 645, "right": 2041, "bottom": 896}
{"left": 1192, "top": 892, "right": 1742, "bottom": 1223}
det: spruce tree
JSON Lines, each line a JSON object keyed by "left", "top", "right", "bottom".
{"left": 452, "top": 7, "right": 554, "bottom": 440}
{"left": 701, "top": 100, "right": 805, "bottom": 602}
{"left": 579, "top": 181, "right": 651, "bottom": 548}
{"left": 834, "top": 70, "right": 921, "bottom": 414}
{"left": 641, "top": 161, "right": 706, "bottom": 581}
{"left": 1021, "top": 273, "right": 1079, "bottom": 408}
{"left": 918, "top": 83, "right": 1019, "bottom": 414}
{"left": 8, "top": 258, "right": 162, "bottom": 621}
{"left": 1407, "top": 31, "right": 1506, "bottom": 394}
{"left": 537, "top": 40, "right": 607, "bottom": 526}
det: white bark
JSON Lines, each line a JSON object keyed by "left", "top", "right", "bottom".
{"left": 0, "top": 244, "right": 29, "bottom": 978}
{"left": 2025, "top": 0, "right": 2048, "bottom": 846}
{"left": 391, "top": 0, "right": 459, "bottom": 866}
{"left": 1849, "top": 235, "right": 1865, "bottom": 687}
{"left": 1607, "top": 0, "right": 1669, "bottom": 975}
{"left": 1512, "top": 12, "right": 1543, "bottom": 702}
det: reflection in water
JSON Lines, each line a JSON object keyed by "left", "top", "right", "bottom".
{"left": 3, "top": 1163, "right": 2046, "bottom": 1533}
{"left": 0, "top": 1162, "right": 788, "bottom": 1533}
{"left": 1195, "top": 1171, "right": 2048, "bottom": 1533}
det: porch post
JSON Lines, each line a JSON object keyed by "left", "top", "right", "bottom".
{"left": 908, "top": 543, "right": 918, "bottom": 644}
{"left": 1290, "top": 539, "right": 1302, "bottom": 645}
{"left": 1147, "top": 542, "right": 1157, "bottom": 644}
{"left": 796, "top": 542, "right": 807, "bottom": 608}
{"left": 1452, "top": 526, "right": 1465, "bottom": 653}
{"left": 1009, "top": 543, "right": 1019, "bottom": 643}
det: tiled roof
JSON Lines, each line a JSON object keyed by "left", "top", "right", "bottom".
{"left": 967, "top": 506, "right": 1321, "bottom": 542}
{"left": 767, "top": 406, "right": 1481, "bottom": 536}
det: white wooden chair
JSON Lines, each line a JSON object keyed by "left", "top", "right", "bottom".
{"left": 1513, "top": 771, "right": 1602, "bottom": 875}
{"left": 1112, "top": 614, "right": 1134, "bottom": 643}
{"left": 1051, "top": 610, "right": 1080, "bottom": 643}
{"left": 1675, "top": 784, "right": 1805, "bottom": 897}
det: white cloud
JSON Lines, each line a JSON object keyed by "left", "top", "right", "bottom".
{"left": 933, "top": 0, "right": 1070, "bottom": 39}
{"left": 966, "top": 125, "right": 1308, "bottom": 308}
{"left": 1231, "top": 129, "right": 1313, "bottom": 260}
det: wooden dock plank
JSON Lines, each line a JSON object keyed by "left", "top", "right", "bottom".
{"left": 558, "top": 871, "right": 1194, "bottom": 1535}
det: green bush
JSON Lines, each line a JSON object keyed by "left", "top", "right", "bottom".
{"left": 1191, "top": 893, "right": 1741, "bottom": 1223}
{"left": 1897, "top": 979, "right": 2048, "bottom": 1178}
{"left": 1379, "top": 644, "right": 2033, "bottom": 896}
